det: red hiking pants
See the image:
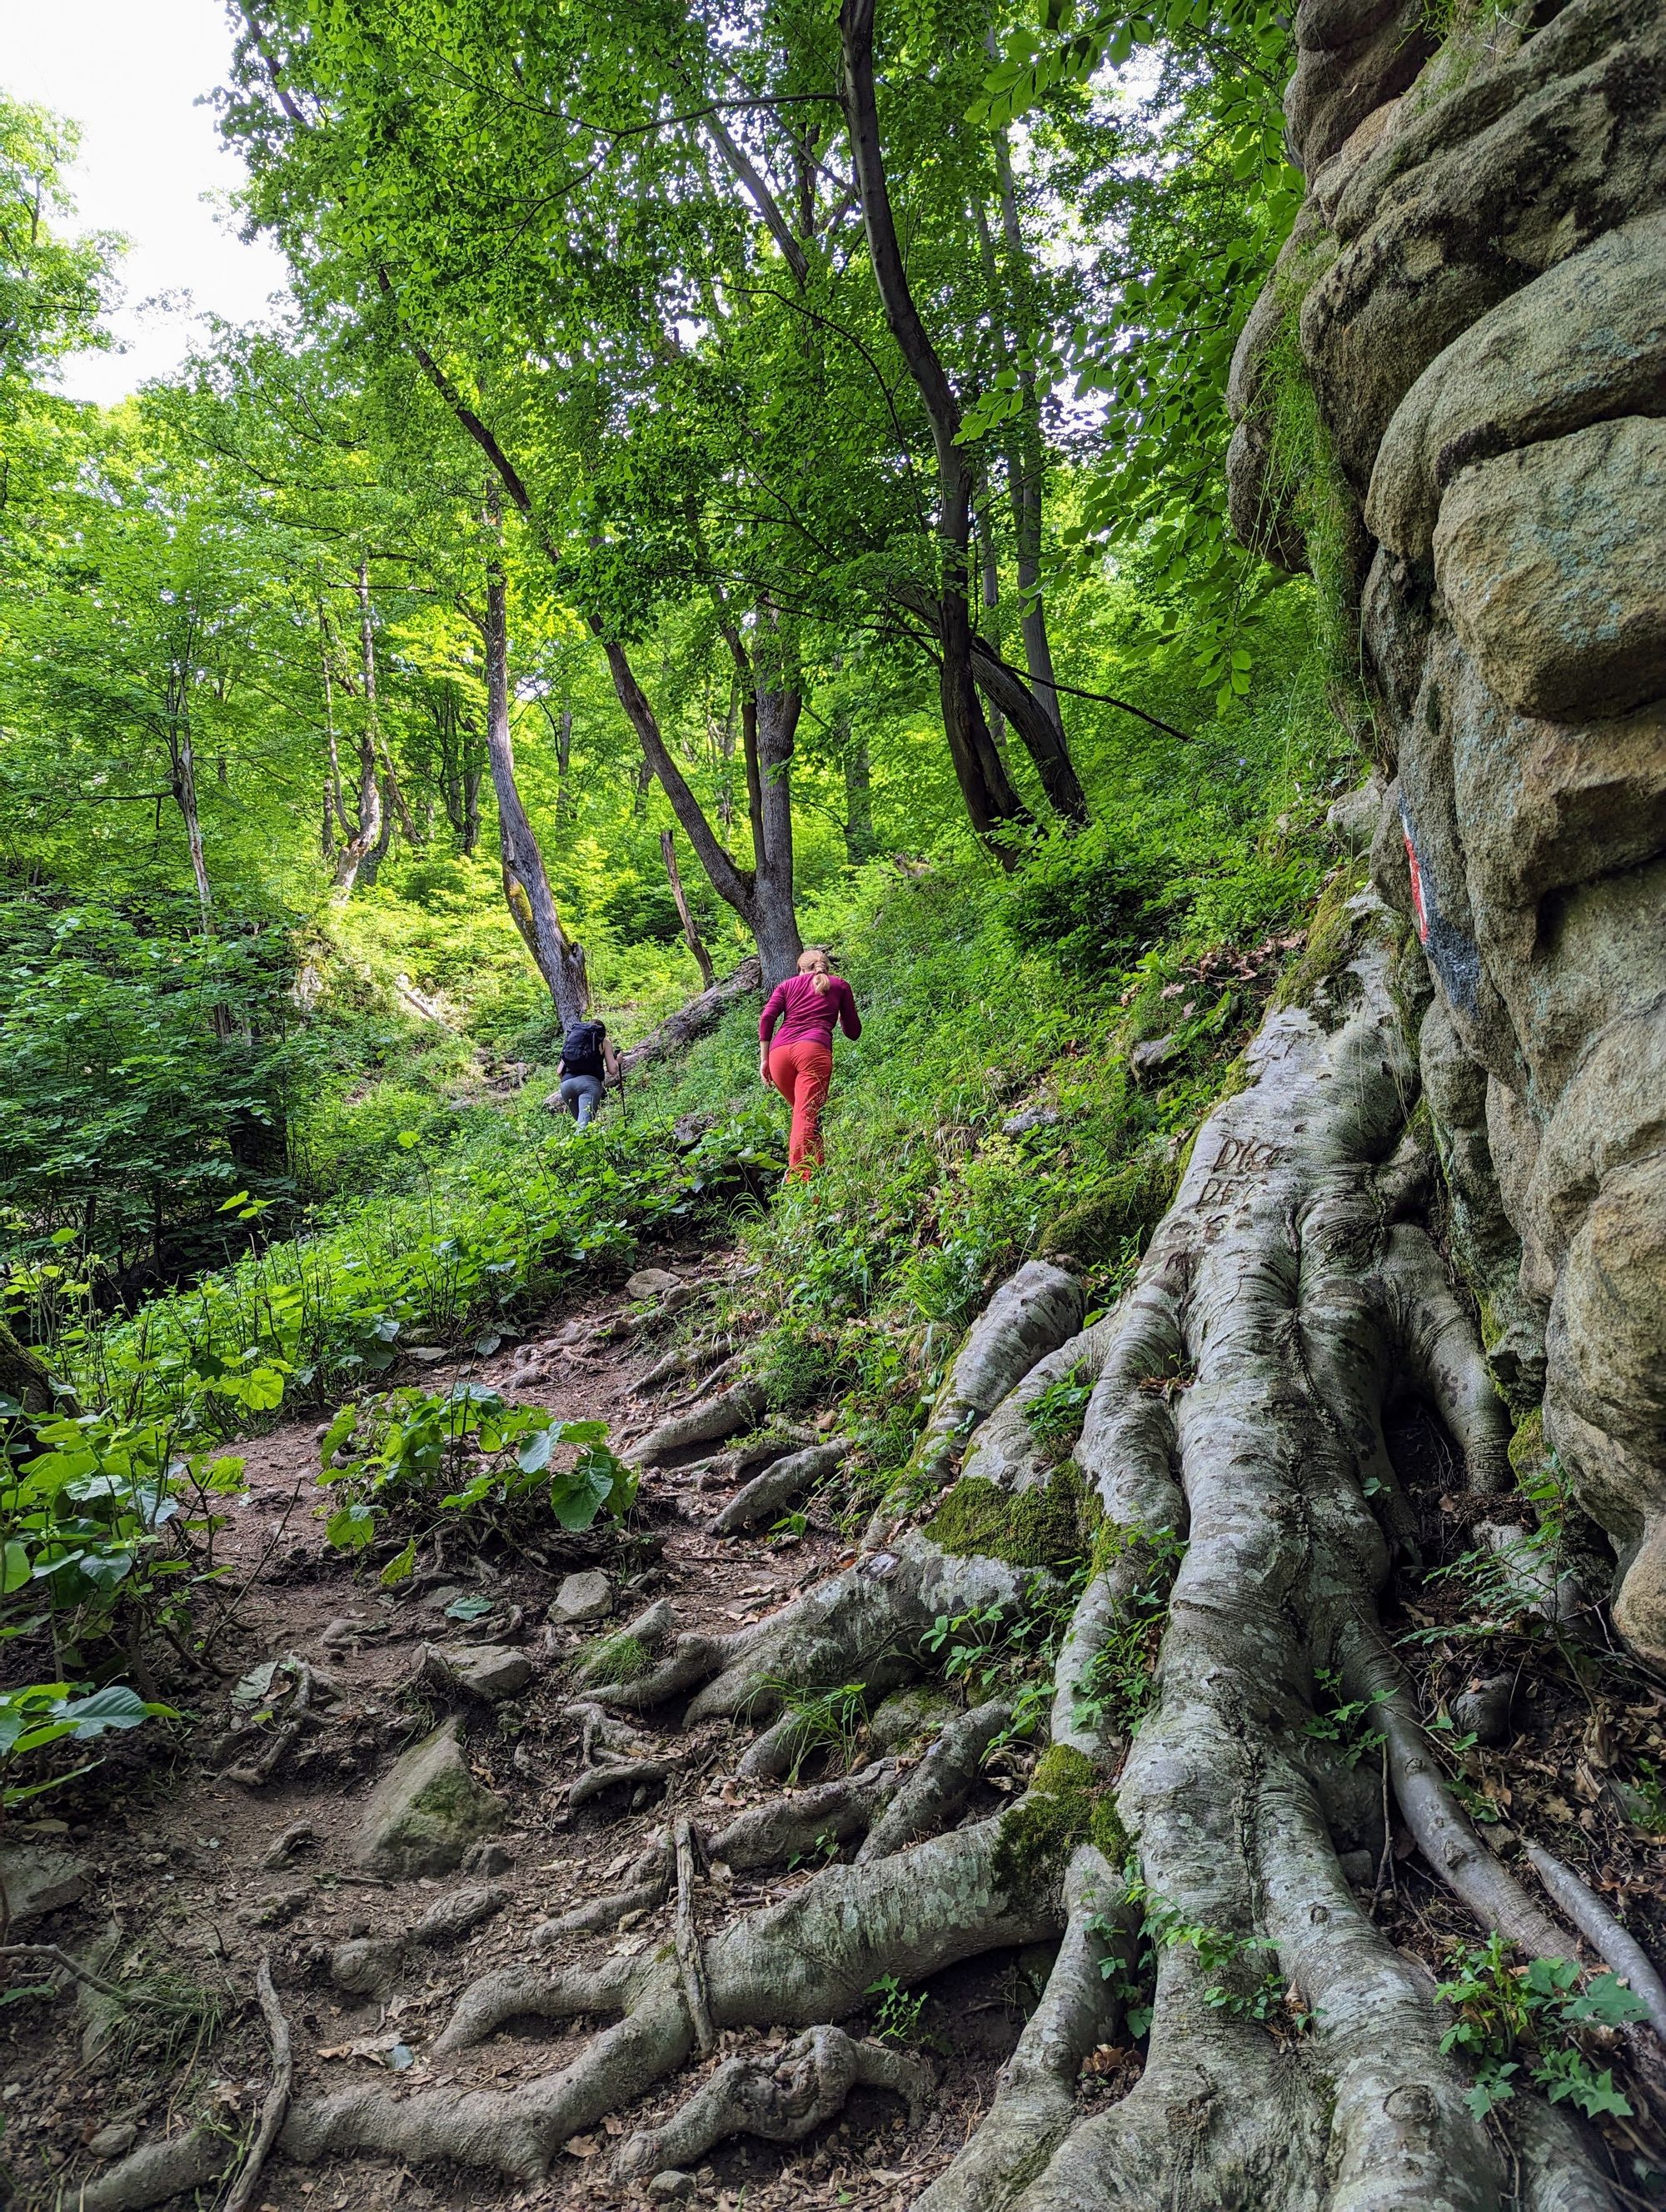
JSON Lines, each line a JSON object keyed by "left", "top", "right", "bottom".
{"left": 767, "top": 1039, "right": 834, "bottom": 1178}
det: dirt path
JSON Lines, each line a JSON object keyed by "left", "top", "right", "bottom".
{"left": 7, "top": 1248, "right": 1034, "bottom": 2212}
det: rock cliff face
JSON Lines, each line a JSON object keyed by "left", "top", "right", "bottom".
{"left": 1230, "top": 0, "right": 1666, "bottom": 1657}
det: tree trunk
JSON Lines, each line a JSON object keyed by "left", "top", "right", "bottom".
{"left": 751, "top": 683, "right": 804, "bottom": 988}
{"left": 841, "top": 0, "right": 1060, "bottom": 849}
{"left": 661, "top": 829, "right": 716, "bottom": 990}
{"left": 987, "top": 117, "right": 1069, "bottom": 751}
{"left": 840, "top": 717, "right": 876, "bottom": 868}
{"left": 552, "top": 705, "right": 574, "bottom": 828}
{"left": 485, "top": 556, "right": 588, "bottom": 1029}
{"left": 165, "top": 661, "right": 215, "bottom": 937}
{"left": 330, "top": 565, "right": 386, "bottom": 900}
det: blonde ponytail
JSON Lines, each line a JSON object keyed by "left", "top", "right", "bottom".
{"left": 798, "top": 946, "right": 833, "bottom": 994}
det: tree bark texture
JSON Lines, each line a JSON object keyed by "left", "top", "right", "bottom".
{"left": 484, "top": 560, "right": 588, "bottom": 1030}
{"left": 840, "top": 0, "right": 1086, "bottom": 834}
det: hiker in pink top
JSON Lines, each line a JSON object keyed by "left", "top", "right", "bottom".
{"left": 758, "top": 947, "right": 860, "bottom": 1178}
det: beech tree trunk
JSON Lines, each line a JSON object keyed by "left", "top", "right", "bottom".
{"left": 329, "top": 565, "right": 385, "bottom": 901}
{"left": 661, "top": 829, "right": 716, "bottom": 990}
{"left": 483, "top": 555, "right": 587, "bottom": 1030}
{"left": 989, "top": 115, "right": 1067, "bottom": 747}
{"left": 839, "top": 715, "right": 876, "bottom": 867}
{"left": 841, "top": 0, "right": 1085, "bottom": 838}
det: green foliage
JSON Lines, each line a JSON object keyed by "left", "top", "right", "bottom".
{"left": 1025, "top": 1368, "right": 1095, "bottom": 1460}
{"left": 1000, "top": 825, "right": 1177, "bottom": 974}
{"left": 1434, "top": 1934, "right": 1648, "bottom": 2120}
{"left": 1040, "top": 1143, "right": 1176, "bottom": 1270}
{"left": 0, "top": 897, "right": 303, "bottom": 1265}
{"left": 581, "top": 1631, "right": 651, "bottom": 1686}
{"left": 38, "top": 1104, "right": 781, "bottom": 1432}
{"left": 0, "top": 1397, "right": 246, "bottom": 1666}
{"left": 1070, "top": 1525, "right": 1186, "bottom": 1741}
{"left": 866, "top": 1974, "right": 928, "bottom": 2045}
{"left": 756, "top": 1320, "right": 850, "bottom": 1417}
{"left": 1303, "top": 1669, "right": 1389, "bottom": 1768}
{"left": 758, "top": 1679, "right": 867, "bottom": 1786}
{"left": 0, "top": 1680, "right": 174, "bottom": 1811}
{"left": 1270, "top": 859, "right": 1369, "bottom": 1012}
{"left": 316, "top": 1385, "right": 635, "bottom": 1567}
{"left": 1105, "top": 1868, "right": 1305, "bottom": 2038}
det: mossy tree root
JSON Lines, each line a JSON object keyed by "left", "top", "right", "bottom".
{"left": 948, "top": 924, "right": 1616, "bottom": 2210}
{"left": 270, "top": 1810, "right": 1058, "bottom": 2183}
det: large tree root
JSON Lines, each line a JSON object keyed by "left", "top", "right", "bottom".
{"left": 615, "top": 2022, "right": 933, "bottom": 2180}
{"left": 267, "top": 1809, "right": 1056, "bottom": 2181}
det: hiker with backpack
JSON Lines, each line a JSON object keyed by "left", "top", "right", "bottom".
{"left": 556, "top": 1016, "right": 621, "bottom": 1129}
{"left": 759, "top": 946, "right": 860, "bottom": 1178}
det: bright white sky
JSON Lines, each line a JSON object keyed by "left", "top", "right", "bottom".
{"left": 2, "top": 0, "right": 292, "bottom": 405}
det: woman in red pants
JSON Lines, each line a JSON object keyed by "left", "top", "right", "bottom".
{"left": 759, "top": 946, "right": 860, "bottom": 1178}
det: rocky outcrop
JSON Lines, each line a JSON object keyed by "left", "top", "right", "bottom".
{"left": 1230, "top": 0, "right": 1666, "bottom": 1657}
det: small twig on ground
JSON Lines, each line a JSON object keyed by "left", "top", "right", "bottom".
{"left": 674, "top": 1813, "right": 716, "bottom": 2056}
{"left": 220, "top": 1955, "right": 292, "bottom": 2212}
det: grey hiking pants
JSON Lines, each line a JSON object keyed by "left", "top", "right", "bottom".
{"left": 559, "top": 1074, "right": 605, "bottom": 1128}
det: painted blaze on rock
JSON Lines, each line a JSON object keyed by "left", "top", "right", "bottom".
{"left": 1226, "top": 0, "right": 1666, "bottom": 1657}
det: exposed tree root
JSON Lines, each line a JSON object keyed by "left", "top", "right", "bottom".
{"left": 711, "top": 1440, "right": 850, "bottom": 1535}
{"left": 535, "top": 1840, "right": 673, "bottom": 1940}
{"left": 222, "top": 1956, "right": 293, "bottom": 2212}
{"left": 905, "top": 1258, "right": 1084, "bottom": 1489}
{"left": 1526, "top": 1841, "right": 1666, "bottom": 2045}
{"left": 624, "top": 1378, "right": 767, "bottom": 1467}
{"left": 266, "top": 1810, "right": 1055, "bottom": 2182}
{"left": 83, "top": 889, "right": 1659, "bottom": 2210}
{"left": 615, "top": 2023, "right": 933, "bottom": 2180}
{"left": 706, "top": 1761, "right": 903, "bottom": 1869}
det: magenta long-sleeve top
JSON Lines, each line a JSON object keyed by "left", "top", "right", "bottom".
{"left": 759, "top": 973, "right": 861, "bottom": 1052}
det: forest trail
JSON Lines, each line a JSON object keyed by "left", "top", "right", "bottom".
{"left": 8, "top": 1239, "right": 1024, "bottom": 2212}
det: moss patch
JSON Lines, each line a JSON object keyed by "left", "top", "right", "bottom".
{"left": 925, "top": 1466, "right": 1097, "bottom": 1570}
{"left": 1272, "top": 857, "right": 1369, "bottom": 1012}
{"left": 992, "top": 1744, "right": 1127, "bottom": 1904}
{"left": 1509, "top": 1409, "right": 1544, "bottom": 1479}
{"left": 1039, "top": 1143, "right": 1176, "bottom": 1266}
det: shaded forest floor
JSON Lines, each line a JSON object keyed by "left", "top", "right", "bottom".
{"left": 7, "top": 1240, "right": 1039, "bottom": 2212}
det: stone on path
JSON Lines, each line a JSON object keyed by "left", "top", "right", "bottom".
{"left": 352, "top": 1719, "right": 506, "bottom": 1877}
{"left": 549, "top": 1568, "right": 613, "bottom": 1625}
{"left": 0, "top": 1844, "right": 89, "bottom": 1926}
{"left": 423, "top": 1642, "right": 534, "bottom": 1701}
{"left": 626, "top": 1268, "right": 683, "bottom": 1302}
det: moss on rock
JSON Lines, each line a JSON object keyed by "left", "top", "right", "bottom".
{"left": 1273, "top": 856, "right": 1370, "bottom": 1013}
{"left": 991, "top": 1744, "right": 1127, "bottom": 1904}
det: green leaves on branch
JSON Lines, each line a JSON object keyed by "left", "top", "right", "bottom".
{"left": 974, "top": 0, "right": 1293, "bottom": 127}
{"left": 0, "top": 1401, "right": 246, "bottom": 1659}
{"left": 0, "top": 1679, "right": 176, "bottom": 1809}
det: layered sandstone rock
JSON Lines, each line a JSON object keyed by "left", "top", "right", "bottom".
{"left": 1230, "top": 0, "right": 1666, "bottom": 1657}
